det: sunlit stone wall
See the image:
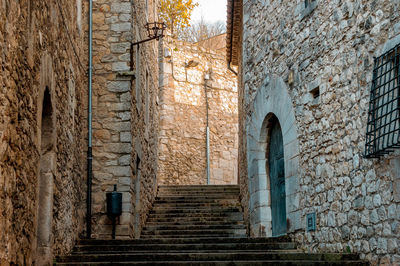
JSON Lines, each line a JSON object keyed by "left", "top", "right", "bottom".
{"left": 158, "top": 35, "right": 238, "bottom": 185}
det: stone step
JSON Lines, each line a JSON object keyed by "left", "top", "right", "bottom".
{"left": 158, "top": 187, "right": 239, "bottom": 191}
{"left": 56, "top": 260, "right": 369, "bottom": 265}
{"left": 148, "top": 210, "right": 243, "bottom": 216}
{"left": 77, "top": 236, "right": 292, "bottom": 246}
{"left": 157, "top": 188, "right": 239, "bottom": 193}
{"left": 57, "top": 252, "right": 362, "bottom": 263}
{"left": 151, "top": 202, "right": 240, "bottom": 208}
{"left": 73, "top": 249, "right": 299, "bottom": 255}
{"left": 74, "top": 242, "right": 296, "bottom": 253}
{"left": 140, "top": 234, "right": 248, "bottom": 239}
{"left": 144, "top": 220, "right": 245, "bottom": 226}
{"left": 141, "top": 228, "right": 247, "bottom": 236}
{"left": 154, "top": 196, "right": 240, "bottom": 202}
{"left": 147, "top": 213, "right": 244, "bottom": 221}
{"left": 142, "top": 224, "right": 246, "bottom": 231}
{"left": 149, "top": 212, "right": 241, "bottom": 216}
{"left": 150, "top": 207, "right": 242, "bottom": 213}
{"left": 156, "top": 193, "right": 240, "bottom": 197}
{"left": 148, "top": 215, "right": 242, "bottom": 220}
{"left": 154, "top": 197, "right": 240, "bottom": 201}
{"left": 158, "top": 188, "right": 239, "bottom": 192}
{"left": 158, "top": 185, "right": 239, "bottom": 190}
{"left": 145, "top": 220, "right": 244, "bottom": 226}
{"left": 151, "top": 206, "right": 241, "bottom": 210}
{"left": 157, "top": 190, "right": 239, "bottom": 195}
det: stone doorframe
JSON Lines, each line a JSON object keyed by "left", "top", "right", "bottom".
{"left": 246, "top": 75, "right": 301, "bottom": 237}
{"left": 33, "top": 53, "right": 56, "bottom": 265}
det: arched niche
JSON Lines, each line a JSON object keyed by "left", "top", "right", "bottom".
{"left": 34, "top": 54, "right": 56, "bottom": 265}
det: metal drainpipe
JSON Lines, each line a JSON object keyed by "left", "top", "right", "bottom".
{"left": 204, "top": 78, "right": 210, "bottom": 185}
{"left": 228, "top": 62, "right": 238, "bottom": 76}
{"left": 86, "top": 0, "right": 93, "bottom": 239}
{"left": 228, "top": 0, "right": 238, "bottom": 76}
{"left": 206, "top": 127, "right": 210, "bottom": 184}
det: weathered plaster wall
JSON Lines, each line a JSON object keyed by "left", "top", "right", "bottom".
{"left": 240, "top": 0, "right": 400, "bottom": 264}
{"left": 90, "top": 0, "right": 160, "bottom": 239}
{"left": 158, "top": 35, "right": 238, "bottom": 185}
{"left": 0, "top": 0, "right": 87, "bottom": 264}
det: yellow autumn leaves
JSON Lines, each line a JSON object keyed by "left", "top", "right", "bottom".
{"left": 159, "top": 0, "right": 199, "bottom": 35}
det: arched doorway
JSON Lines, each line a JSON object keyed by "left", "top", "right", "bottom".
{"left": 246, "top": 75, "right": 301, "bottom": 237}
{"left": 36, "top": 87, "right": 55, "bottom": 264}
{"left": 267, "top": 117, "right": 286, "bottom": 236}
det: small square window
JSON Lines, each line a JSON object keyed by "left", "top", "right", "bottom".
{"left": 306, "top": 212, "right": 316, "bottom": 232}
{"left": 310, "top": 86, "right": 320, "bottom": 104}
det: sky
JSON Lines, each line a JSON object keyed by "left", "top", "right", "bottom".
{"left": 191, "top": 0, "right": 227, "bottom": 24}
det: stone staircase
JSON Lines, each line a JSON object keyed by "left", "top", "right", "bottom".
{"left": 57, "top": 185, "right": 368, "bottom": 265}
{"left": 141, "top": 185, "right": 246, "bottom": 239}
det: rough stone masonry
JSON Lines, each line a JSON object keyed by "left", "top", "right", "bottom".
{"left": 229, "top": 0, "right": 400, "bottom": 264}
{"left": 0, "top": 1, "right": 87, "bottom": 264}
{"left": 0, "top": 0, "right": 162, "bottom": 263}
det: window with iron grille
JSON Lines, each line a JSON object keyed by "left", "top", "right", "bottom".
{"left": 365, "top": 42, "right": 400, "bottom": 158}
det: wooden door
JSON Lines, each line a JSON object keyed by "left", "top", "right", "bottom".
{"left": 268, "top": 121, "right": 287, "bottom": 236}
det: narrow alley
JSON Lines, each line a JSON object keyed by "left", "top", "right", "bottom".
{"left": 0, "top": 0, "right": 399, "bottom": 265}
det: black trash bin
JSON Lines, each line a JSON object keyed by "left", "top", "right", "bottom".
{"left": 106, "top": 184, "right": 122, "bottom": 239}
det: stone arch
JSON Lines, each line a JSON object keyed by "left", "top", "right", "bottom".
{"left": 34, "top": 54, "right": 56, "bottom": 265}
{"left": 246, "top": 75, "right": 301, "bottom": 237}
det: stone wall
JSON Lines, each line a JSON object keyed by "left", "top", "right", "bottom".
{"left": 0, "top": 0, "right": 87, "bottom": 264}
{"left": 90, "top": 0, "right": 160, "bottom": 239}
{"left": 131, "top": 0, "right": 160, "bottom": 238}
{"left": 158, "top": 35, "right": 238, "bottom": 185}
{"left": 195, "top": 33, "right": 227, "bottom": 54}
{"left": 239, "top": 0, "right": 400, "bottom": 264}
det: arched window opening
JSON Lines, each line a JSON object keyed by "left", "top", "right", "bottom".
{"left": 41, "top": 89, "right": 53, "bottom": 154}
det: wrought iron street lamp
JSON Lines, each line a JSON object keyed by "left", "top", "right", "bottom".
{"left": 131, "top": 22, "right": 167, "bottom": 46}
{"left": 122, "top": 22, "right": 166, "bottom": 76}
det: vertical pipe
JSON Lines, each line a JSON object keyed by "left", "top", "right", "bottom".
{"left": 111, "top": 217, "right": 116, "bottom": 239}
{"left": 134, "top": 157, "right": 141, "bottom": 239}
{"left": 206, "top": 127, "right": 210, "bottom": 184}
{"left": 204, "top": 80, "right": 210, "bottom": 184}
{"left": 86, "top": 0, "right": 93, "bottom": 239}
{"left": 227, "top": 0, "right": 238, "bottom": 77}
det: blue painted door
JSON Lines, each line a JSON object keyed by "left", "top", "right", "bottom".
{"left": 268, "top": 121, "right": 287, "bottom": 236}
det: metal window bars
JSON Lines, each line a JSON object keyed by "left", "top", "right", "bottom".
{"left": 365, "top": 42, "right": 400, "bottom": 158}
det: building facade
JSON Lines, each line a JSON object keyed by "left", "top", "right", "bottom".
{"left": 0, "top": 0, "right": 161, "bottom": 264}
{"left": 228, "top": 0, "right": 400, "bottom": 264}
{"left": 158, "top": 34, "right": 238, "bottom": 185}
{"left": 90, "top": 0, "right": 160, "bottom": 240}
